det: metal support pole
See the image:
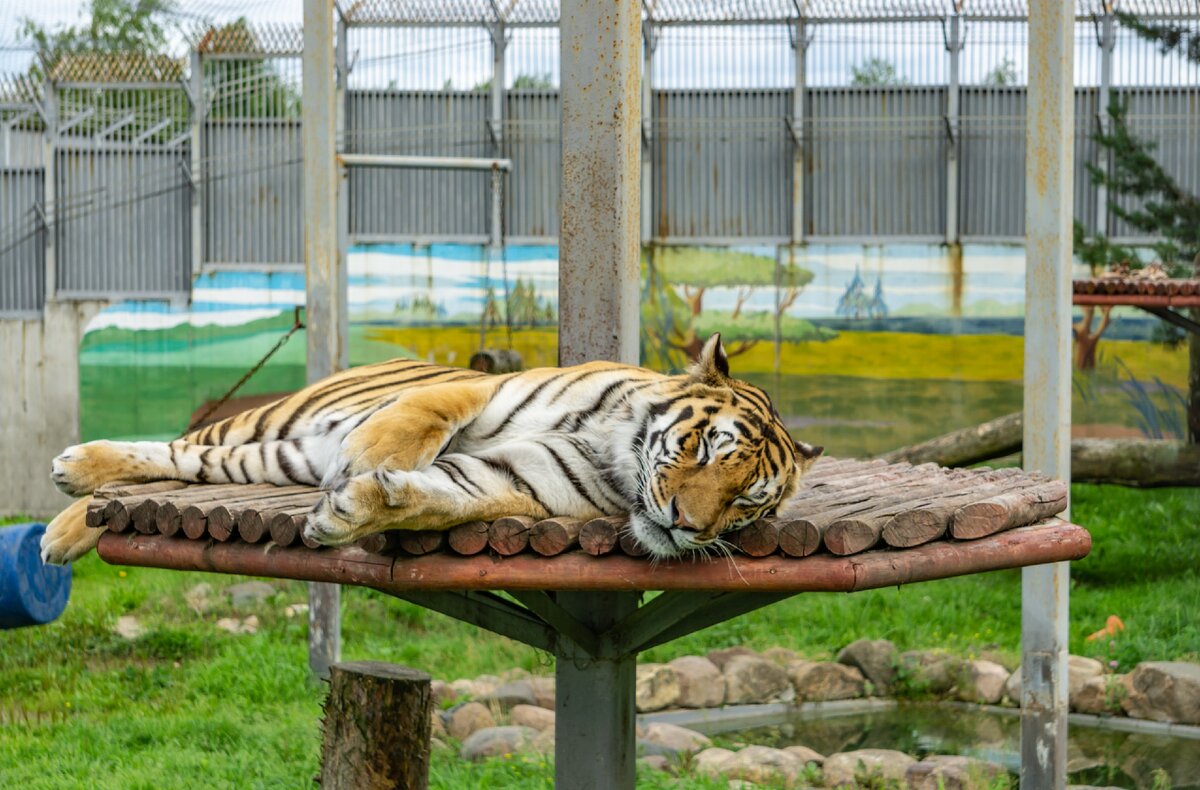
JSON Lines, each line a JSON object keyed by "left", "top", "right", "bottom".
{"left": 41, "top": 80, "right": 57, "bottom": 303}
{"left": 1022, "top": 0, "right": 1074, "bottom": 786}
{"left": 303, "top": 0, "right": 345, "bottom": 680}
{"left": 790, "top": 18, "right": 807, "bottom": 245}
{"left": 641, "top": 21, "right": 655, "bottom": 244}
{"left": 1095, "top": 12, "right": 1115, "bottom": 236}
{"left": 945, "top": 14, "right": 962, "bottom": 244}
{"left": 189, "top": 50, "right": 204, "bottom": 280}
{"left": 554, "top": 592, "right": 639, "bottom": 790}
{"left": 559, "top": 0, "right": 642, "bottom": 368}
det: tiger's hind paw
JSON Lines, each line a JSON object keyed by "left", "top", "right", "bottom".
{"left": 40, "top": 498, "right": 99, "bottom": 565}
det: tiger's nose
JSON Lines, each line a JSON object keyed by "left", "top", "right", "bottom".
{"left": 670, "top": 497, "right": 697, "bottom": 530}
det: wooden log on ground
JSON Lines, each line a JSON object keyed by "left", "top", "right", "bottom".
{"left": 396, "top": 530, "right": 446, "bottom": 556}
{"left": 1071, "top": 439, "right": 1200, "bottom": 487}
{"left": 446, "top": 521, "right": 490, "bottom": 556}
{"left": 488, "top": 516, "right": 535, "bottom": 556}
{"left": 580, "top": 516, "right": 623, "bottom": 556}
{"left": 728, "top": 520, "right": 779, "bottom": 557}
{"left": 877, "top": 412, "right": 1023, "bottom": 468}
{"left": 776, "top": 518, "right": 822, "bottom": 558}
{"left": 529, "top": 517, "right": 584, "bottom": 556}
{"left": 880, "top": 476, "right": 1050, "bottom": 548}
{"left": 320, "top": 661, "right": 432, "bottom": 790}
{"left": 951, "top": 481, "right": 1070, "bottom": 539}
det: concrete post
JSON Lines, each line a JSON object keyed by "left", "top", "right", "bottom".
{"left": 558, "top": 0, "right": 642, "bottom": 368}
{"left": 945, "top": 14, "right": 962, "bottom": 244}
{"left": 302, "top": 0, "right": 345, "bottom": 680}
{"left": 1022, "top": 0, "right": 1074, "bottom": 787}
{"left": 641, "top": 21, "right": 656, "bottom": 244}
{"left": 790, "top": 18, "right": 807, "bottom": 245}
{"left": 1096, "top": 12, "right": 1115, "bottom": 236}
{"left": 189, "top": 50, "right": 204, "bottom": 279}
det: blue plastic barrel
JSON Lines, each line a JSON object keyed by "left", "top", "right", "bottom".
{"left": 0, "top": 523, "right": 72, "bottom": 629}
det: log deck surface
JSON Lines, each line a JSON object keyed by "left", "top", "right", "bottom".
{"left": 91, "top": 458, "right": 1090, "bottom": 590}
{"left": 1072, "top": 276, "right": 1200, "bottom": 307}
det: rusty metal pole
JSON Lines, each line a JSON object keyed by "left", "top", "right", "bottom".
{"left": 558, "top": 1, "right": 642, "bottom": 788}
{"left": 303, "top": 0, "right": 345, "bottom": 680}
{"left": 1022, "top": 0, "right": 1074, "bottom": 786}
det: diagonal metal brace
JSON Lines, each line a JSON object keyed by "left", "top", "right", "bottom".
{"left": 1142, "top": 306, "right": 1200, "bottom": 336}
{"left": 606, "top": 590, "right": 797, "bottom": 655}
{"left": 379, "top": 588, "right": 559, "bottom": 654}
{"left": 508, "top": 590, "right": 603, "bottom": 658}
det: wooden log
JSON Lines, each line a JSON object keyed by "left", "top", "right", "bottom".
{"left": 320, "top": 661, "right": 432, "bottom": 790}
{"left": 93, "top": 480, "right": 189, "bottom": 498}
{"left": 106, "top": 502, "right": 134, "bottom": 534}
{"left": 446, "top": 521, "right": 490, "bottom": 556}
{"left": 86, "top": 498, "right": 110, "bottom": 528}
{"left": 1071, "top": 439, "right": 1200, "bottom": 487}
{"left": 880, "top": 476, "right": 1050, "bottom": 548}
{"left": 269, "top": 509, "right": 314, "bottom": 547}
{"left": 181, "top": 488, "right": 318, "bottom": 541}
{"left": 776, "top": 518, "right": 822, "bottom": 558}
{"left": 779, "top": 463, "right": 947, "bottom": 514}
{"left": 487, "top": 516, "right": 535, "bottom": 556}
{"left": 396, "top": 530, "right": 446, "bottom": 556}
{"left": 798, "top": 458, "right": 887, "bottom": 484}
{"left": 617, "top": 529, "right": 649, "bottom": 557}
{"left": 951, "top": 481, "right": 1070, "bottom": 539}
{"left": 727, "top": 520, "right": 779, "bottom": 557}
{"left": 238, "top": 492, "right": 328, "bottom": 543}
{"left": 580, "top": 516, "right": 623, "bottom": 556}
{"left": 877, "top": 412, "right": 1023, "bottom": 468}
{"left": 155, "top": 483, "right": 281, "bottom": 537}
{"left": 131, "top": 499, "right": 161, "bottom": 534}
{"left": 529, "top": 517, "right": 584, "bottom": 557}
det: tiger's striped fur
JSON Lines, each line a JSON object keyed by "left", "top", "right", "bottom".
{"left": 40, "top": 334, "right": 821, "bottom": 563}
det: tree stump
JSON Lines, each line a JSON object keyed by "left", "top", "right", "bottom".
{"left": 320, "top": 661, "right": 432, "bottom": 790}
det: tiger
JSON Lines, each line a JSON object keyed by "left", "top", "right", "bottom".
{"left": 40, "top": 333, "right": 822, "bottom": 565}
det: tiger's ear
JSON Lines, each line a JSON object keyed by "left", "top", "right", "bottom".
{"left": 690, "top": 333, "right": 731, "bottom": 385}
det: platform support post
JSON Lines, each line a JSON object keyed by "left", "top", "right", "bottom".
{"left": 303, "top": 0, "right": 345, "bottom": 680}
{"left": 1022, "top": 0, "right": 1074, "bottom": 787}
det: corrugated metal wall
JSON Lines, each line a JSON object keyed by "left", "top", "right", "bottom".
{"left": 504, "top": 91, "right": 559, "bottom": 241}
{"left": 0, "top": 168, "right": 44, "bottom": 317}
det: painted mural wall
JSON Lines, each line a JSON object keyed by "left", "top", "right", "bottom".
{"left": 79, "top": 244, "right": 1189, "bottom": 458}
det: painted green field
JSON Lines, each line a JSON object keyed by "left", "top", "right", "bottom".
{"left": 1, "top": 485, "right": 1196, "bottom": 788}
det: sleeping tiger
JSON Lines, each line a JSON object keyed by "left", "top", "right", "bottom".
{"left": 40, "top": 333, "right": 822, "bottom": 564}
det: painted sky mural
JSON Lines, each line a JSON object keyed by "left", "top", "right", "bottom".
{"left": 79, "top": 243, "right": 1189, "bottom": 457}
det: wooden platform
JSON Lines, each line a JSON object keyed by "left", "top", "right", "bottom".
{"left": 91, "top": 457, "right": 1088, "bottom": 592}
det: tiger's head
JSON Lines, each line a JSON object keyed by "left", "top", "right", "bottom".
{"left": 630, "top": 333, "right": 823, "bottom": 558}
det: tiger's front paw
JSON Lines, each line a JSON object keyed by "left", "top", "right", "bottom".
{"left": 51, "top": 441, "right": 125, "bottom": 495}
{"left": 303, "top": 471, "right": 396, "bottom": 547}
{"left": 40, "top": 498, "right": 98, "bottom": 565}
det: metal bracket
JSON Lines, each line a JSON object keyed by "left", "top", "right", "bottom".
{"left": 508, "top": 590, "right": 603, "bottom": 657}
{"left": 785, "top": 116, "right": 803, "bottom": 146}
{"left": 176, "top": 158, "right": 196, "bottom": 188}
{"left": 1142, "top": 306, "right": 1200, "bottom": 336}
{"left": 943, "top": 115, "right": 958, "bottom": 146}
{"left": 383, "top": 588, "right": 560, "bottom": 654}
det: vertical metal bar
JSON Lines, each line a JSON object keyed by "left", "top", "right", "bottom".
{"left": 302, "top": 0, "right": 344, "bottom": 680}
{"left": 1022, "top": 0, "right": 1073, "bottom": 787}
{"left": 1095, "top": 12, "right": 1114, "bottom": 236}
{"left": 558, "top": 0, "right": 642, "bottom": 368}
{"left": 490, "top": 20, "right": 506, "bottom": 247}
{"left": 41, "top": 80, "right": 57, "bottom": 303}
{"left": 555, "top": 592, "right": 639, "bottom": 790}
{"left": 945, "top": 13, "right": 961, "bottom": 244}
{"left": 641, "top": 20, "right": 655, "bottom": 244}
{"left": 190, "top": 50, "right": 204, "bottom": 278}
{"left": 791, "top": 18, "right": 806, "bottom": 245}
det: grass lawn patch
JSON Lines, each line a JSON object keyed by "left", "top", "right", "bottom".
{"left": 1, "top": 484, "right": 1196, "bottom": 787}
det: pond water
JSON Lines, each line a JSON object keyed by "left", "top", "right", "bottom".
{"left": 718, "top": 704, "right": 1199, "bottom": 789}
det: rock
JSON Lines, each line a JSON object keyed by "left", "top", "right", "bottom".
{"left": 449, "top": 678, "right": 480, "bottom": 699}
{"left": 459, "top": 725, "right": 536, "bottom": 761}
{"left": 1006, "top": 655, "right": 1106, "bottom": 707}
{"left": 638, "top": 755, "right": 672, "bottom": 773}
{"left": 226, "top": 580, "right": 275, "bottom": 608}
{"left": 956, "top": 660, "right": 1009, "bottom": 705}
{"left": 446, "top": 701, "right": 496, "bottom": 740}
{"left": 1121, "top": 661, "right": 1200, "bottom": 724}
{"left": 782, "top": 745, "right": 825, "bottom": 766}
{"left": 215, "top": 617, "right": 241, "bottom": 634}
{"left": 837, "top": 638, "right": 899, "bottom": 695}
{"left": 788, "top": 661, "right": 866, "bottom": 702}
{"left": 430, "top": 710, "right": 447, "bottom": 739}
{"left": 239, "top": 615, "right": 259, "bottom": 634}
{"left": 529, "top": 676, "right": 555, "bottom": 709}
{"left": 725, "top": 745, "right": 810, "bottom": 785}
{"left": 113, "top": 615, "right": 144, "bottom": 640}
{"left": 531, "top": 728, "right": 555, "bottom": 754}
{"left": 899, "top": 650, "right": 963, "bottom": 696}
{"left": 509, "top": 704, "right": 555, "bottom": 731}
{"left": 905, "top": 754, "right": 1007, "bottom": 790}
{"left": 723, "top": 654, "right": 791, "bottom": 704}
{"left": 472, "top": 674, "right": 500, "bottom": 697}
{"left": 184, "top": 583, "right": 214, "bottom": 613}
{"left": 1073, "top": 675, "right": 1116, "bottom": 715}
{"left": 430, "top": 679, "right": 455, "bottom": 707}
{"left": 668, "top": 655, "right": 725, "bottom": 708}
{"left": 500, "top": 667, "right": 532, "bottom": 682}
{"left": 692, "top": 747, "right": 738, "bottom": 778}
{"left": 823, "top": 748, "right": 916, "bottom": 787}
{"left": 641, "top": 722, "right": 711, "bottom": 755}
{"left": 708, "top": 646, "right": 758, "bottom": 670}
{"left": 283, "top": 603, "right": 308, "bottom": 618}
{"left": 480, "top": 680, "right": 536, "bottom": 711}
{"left": 636, "top": 663, "right": 681, "bottom": 712}
{"left": 762, "top": 646, "right": 802, "bottom": 666}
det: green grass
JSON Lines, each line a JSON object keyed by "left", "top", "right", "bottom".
{"left": 1, "top": 484, "right": 1196, "bottom": 788}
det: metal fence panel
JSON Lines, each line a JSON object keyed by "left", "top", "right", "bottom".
{"left": 0, "top": 168, "right": 44, "bottom": 316}
{"left": 653, "top": 89, "right": 791, "bottom": 241}
{"left": 505, "top": 91, "right": 559, "bottom": 240}
{"left": 56, "top": 147, "right": 191, "bottom": 296}
{"left": 204, "top": 120, "right": 303, "bottom": 264}
{"left": 347, "top": 90, "right": 490, "bottom": 241}
{"left": 807, "top": 87, "right": 947, "bottom": 239}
